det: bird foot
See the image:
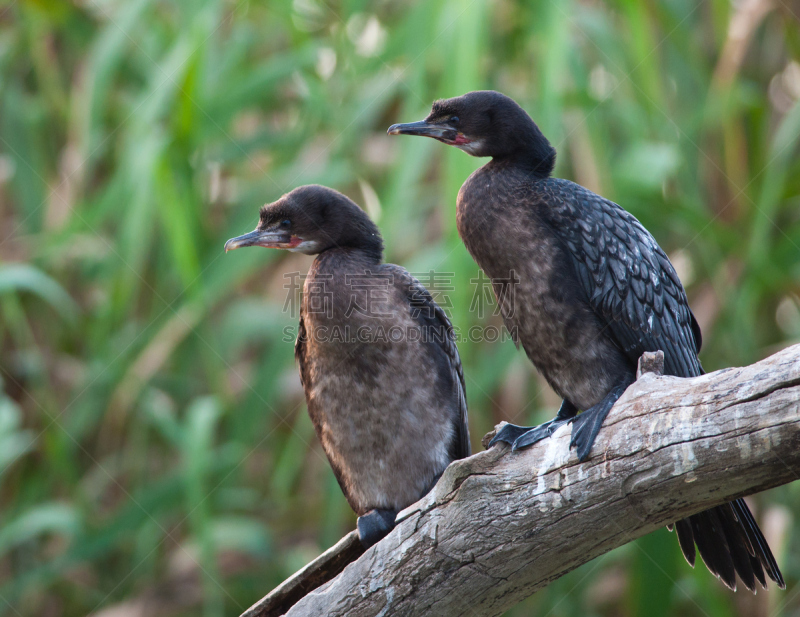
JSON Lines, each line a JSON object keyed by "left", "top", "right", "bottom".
{"left": 487, "top": 423, "right": 536, "bottom": 448}
{"left": 488, "top": 400, "right": 579, "bottom": 451}
{"left": 357, "top": 509, "right": 397, "bottom": 548}
{"left": 488, "top": 418, "right": 571, "bottom": 451}
{"left": 514, "top": 419, "right": 572, "bottom": 450}
{"left": 569, "top": 384, "right": 628, "bottom": 462}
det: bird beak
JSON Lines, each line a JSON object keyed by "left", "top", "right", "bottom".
{"left": 224, "top": 229, "right": 300, "bottom": 252}
{"left": 387, "top": 120, "right": 458, "bottom": 143}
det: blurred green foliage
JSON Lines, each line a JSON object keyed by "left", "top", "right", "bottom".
{"left": 1, "top": 0, "right": 800, "bottom": 615}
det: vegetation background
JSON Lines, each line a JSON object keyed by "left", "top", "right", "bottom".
{"left": 1, "top": 0, "right": 800, "bottom": 615}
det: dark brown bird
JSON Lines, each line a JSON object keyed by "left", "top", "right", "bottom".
{"left": 388, "top": 91, "right": 784, "bottom": 591}
{"left": 225, "top": 184, "right": 470, "bottom": 547}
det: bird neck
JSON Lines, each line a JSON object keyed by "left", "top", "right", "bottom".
{"left": 316, "top": 245, "right": 383, "bottom": 267}
{"left": 335, "top": 213, "right": 384, "bottom": 263}
{"left": 354, "top": 238, "right": 384, "bottom": 264}
{"left": 501, "top": 148, "right": 555, "bottom": 179}
{"left": 493, "top": 122, "right": 556, "bottom": 178}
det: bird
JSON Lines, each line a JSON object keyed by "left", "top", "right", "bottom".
{"left": 387, "top": 91, "right": 784, "bottom": 591}
{"left": 225, "top": 184, "right": 470, "bottom": 548}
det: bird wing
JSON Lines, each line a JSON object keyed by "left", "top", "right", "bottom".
{"left": 294, "top": 307, "right": 357, "bottom": 506}
{"left": 295, "top": 307, "right": 310, "bottom": 389}
{"left": 533, "top": 182, "right": 785, "bottom": 591}
{"left": 383, "top": 264, "right": 471, "bottom": 459}
{"left": 538, "top": 179, "right": 703, "bottom": 377}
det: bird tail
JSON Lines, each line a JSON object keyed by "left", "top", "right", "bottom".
{"left": 670, "top": 499, "right": 784, "bottom": 592}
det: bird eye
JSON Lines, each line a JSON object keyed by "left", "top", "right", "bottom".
{"left": 281, "top": 219, "right": 291, "bottom": 228}
{"left": 451, "top": 116, "right": 460, "bottom": 124}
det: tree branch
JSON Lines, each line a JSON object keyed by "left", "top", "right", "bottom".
{"left": 241, "top": 531, "right": 364, "bottom": 617}
{"left": 243, "top": 344, "right": 800, "bottom": 617}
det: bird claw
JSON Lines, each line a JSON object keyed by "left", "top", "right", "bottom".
{"left": 488, "top": 418, "right": 571, "bottom": 451}
{"left": 569, "top": 412, "right": 597, "bottom": 462}
{"left": 511, "top": 419, "right": 570, "bottom": 451}
{"left": 488, "top": 423, "right": 535, "bottom": 448}
{"left": 357, "top": 509, "right": 397, "bottom": 549}
{"left": 568, "top": 383, "right": 628, "bottom": 462}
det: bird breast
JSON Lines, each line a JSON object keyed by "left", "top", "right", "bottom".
{"left": 299, "top": 255, "right": 457, "bottom": 514}
{"left": 456, "top": 168, "right": 628, "bottom": 410}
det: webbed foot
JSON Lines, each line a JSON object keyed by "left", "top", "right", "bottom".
{"left": 488, "top": 423, "right": 537, "bottom": 448}
{"left": 357, "top": 508, "right": 397, "bottom": 548}
{"left": 569, "top": 383, "right": 629, "bottom": 462}
{"left": 512, "top": 418, "right": 572, "bottom": 450}
{"left": 488, "top": 400, "right": 578, "bottom": 450}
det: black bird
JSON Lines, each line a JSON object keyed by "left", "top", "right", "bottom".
{"left": 225, "top": 185, "right": 470, "bottom": 547}
{"left": 388, "top": 91, "right": 784, "bottom": 591}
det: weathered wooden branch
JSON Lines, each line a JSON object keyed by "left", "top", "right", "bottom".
{"left": 243, "top": 344, "right": 800, "bottom": 617}
{"left": 241, "top": 531, "right": 364, "bottom": 617}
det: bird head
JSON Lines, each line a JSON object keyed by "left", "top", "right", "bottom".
{"left": 387, "top": 90, "right": 555, "bottom": 175}
{"left": 224, "top": 185, "right": 383, "bottom": 260}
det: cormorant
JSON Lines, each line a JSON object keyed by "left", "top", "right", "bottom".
{"left": 388, "top": 91, "right": 784, "bottom": 591}
{"left": 225, "top": 184, "right": 470, "bottom": 547}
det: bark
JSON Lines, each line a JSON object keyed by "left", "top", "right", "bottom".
{"left": 241, "top": 532, "right": 364, "bottom": 617}
{"left": 243, "top": 345, "right": 800, "bottom": 617}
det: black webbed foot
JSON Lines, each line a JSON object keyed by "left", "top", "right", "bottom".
{"left": 569, "top": 383, "right": 629, "bottom": 461}
{"left": 488, "top": 423, "right": 537, "bottom": 448}
{"left": 357, "top": 508, "right": 397, "bottom": 548}
{"left": 488, "top": 400, "right": 578, "bottom": 450}
{"left": 512, "top": 418, "right": 572, "bottom": 450}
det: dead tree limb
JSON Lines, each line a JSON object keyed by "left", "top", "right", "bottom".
{"left": 243, "top": 344, "right": 800, "bottom": 617}
{"left": 241, "top": 531, "right": 364, "bottom": 617}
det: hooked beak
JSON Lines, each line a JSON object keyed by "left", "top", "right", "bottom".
{"left": 387, "top": 120, "right": 459, "bottom": 143}
{"left": 224, "top": 228, "right": 301, "bottom": 253}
